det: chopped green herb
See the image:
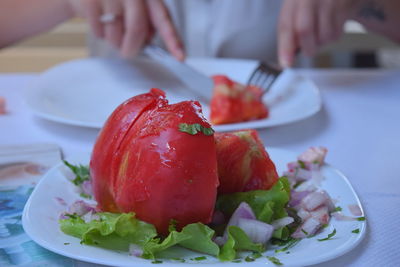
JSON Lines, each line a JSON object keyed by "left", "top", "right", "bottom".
{"left": 352, "top": 229, "right": 360, "bottom": 234}
{"left": 63, "top": 242, "right": 70, "bottom": 245}
{"left": 357, "top": 217, "right": 366, "bottom": 221}
{"left": 321, "top": 224, "right": 329, "bottom": 229}
{"left": 178, "top": 123, "right": 214, "bottom": 136}
{"left": 293, "top": 181, "right": 304, "bottom": 189}
{"left": 193, "top": 256, "right": 207, "bottom": 261}
{"left": 301, "top": 229, "right": 308, "bottom": 235}
{"left": 171, "top": 258, "right": 185, "bottom": 263}
{"left": 251, "top": 251, "right": 263, "bottom": 259}
{"left": 245, "top": 256, "right": 255, "bottom": 262}
{"left": 317, "top": 229, "right": 336, "bottom": 241}
{"left": 64, "top": 213, "right": 78, "bottom": 219}
{"left": 232, "top": 259, "right": 242, "bottom": 263}
{"left": 333, "top": 206, "right": 342, "bottom": 212}
{"left": 267, "top": 256, "right": 283, "bottom": 265}
{"left": 275, "top": 238, "right": 301, "bottom": 253}
{"left": 63, "top": 160, "right": 90, "bottom": 186}
{"left": 151, "top": 260, "right": 163, "bottom": 264}
{"left": 80, "top": 193, "right": 92, "bottom": 199}
{"left": 298, "top": 160, "right": 306, "bottom": 169}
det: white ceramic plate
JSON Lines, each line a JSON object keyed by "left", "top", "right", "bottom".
{"left": 26, "top": 58, "right": 321, "bottom": 131}
{"left": 22, "top": 148, "right": 365, "bottom": 267}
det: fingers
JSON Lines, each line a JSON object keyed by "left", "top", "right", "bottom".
{"left": 147, "top": 0, "right": 185, "bottom": 61}
{"left": 102, "top": 0, "right": 123, "bottom": 49}
{"left": 77, "top": 0, "right": 104, "bottom": 38}
{"left": 120, "top": 0, "right": 149, "bottom": 58}
{"left": 295, "top": 0, "right": 317, "bottom": 57}
{"left": 317, "top": 0, "right": 337, "bottom": 45}
{"left": 278, "top": 0, "right": 297, "bottom": 68}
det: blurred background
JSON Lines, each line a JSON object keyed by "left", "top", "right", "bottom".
{"left": 0, "top": 19, "right": 399, "bottom": 73}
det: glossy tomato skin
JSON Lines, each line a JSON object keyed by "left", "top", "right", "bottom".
{"left": 90, "top": 90, "right": 218, "bottom": 235}
{"left": 90, "top": 89, "right": 166, "bottom": 212}
{"left": 210, "top": 75, "right": 268, "bottom": 125}
{"left": 215, "top": 129, "right": 278, "bottom": 194}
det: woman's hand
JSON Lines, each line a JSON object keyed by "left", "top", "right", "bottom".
{"left": 68, "top": 0, "right": 184, "bottom": 60}
{"left": 278, "top": 0, "right": 361, "bottom": 67}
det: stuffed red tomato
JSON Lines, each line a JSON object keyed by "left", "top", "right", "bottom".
{"left": 210, "top": 75, "right": 268, "bottom": 125}
{"left": 215, "top": 129, "right": 278, "bottom": 194}
{"left": 90, "top": 89, "right": 219, "bottom": 234}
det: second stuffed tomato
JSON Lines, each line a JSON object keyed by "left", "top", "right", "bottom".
{"left": 90, "top": 89, "right": 219, "bottom": 234}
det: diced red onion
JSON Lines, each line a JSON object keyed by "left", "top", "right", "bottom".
{"left": 301, "top": 191, "right": 334, "bottom": 212}
{"left": 310, "top": 206, "right": 330, "bottom": 225}
{"left": 55, "top": 197, "right": 67, "bottom": 206}
{"left": 297, "top": 208, "right": 311, "bottom": 221}
{"left": 237, "top": 218, "right": 274, "bottom": 244}
{"left": 220, "top": 202, "right": 257, "bottom": 244}
{"left": 298, "top": 147, "right": 327, "bottom": 165}
{"left": 291, "top": 217, "right": 321, "bottom": 239}
{"left": 213, "top": 236, "right": 225, "bottom": 246}
{"left": 331, "top": 212, "right": 359, "bottom": 221}
{"left": 59, "top": 212, "right": 69, "bottom": 220}
{"left": 81, "top": 180, "right": 93, "bottom": 197}
{"left": 82, "top": 210, "right": 100, "bottom": 223}
{"left": 129, "top": 244, "right": 143, "bottom": 257}
{"left": 348, "top": 204, "right": 362, "bottom": 216}
{"left": 227, "top": 202, "right": 256, "bottom": 227}
{"left": 289, "top": 190, "right": 312, "bottom": 207}
{"left": 295, "top": 180, "right": 317, "bottom": 192}
{"left": 271, "top": 217, "right": 294, "bottom": 230}
{"left": 68, "top": 200, "right": 96, "bottom": 216}
{"left": 287, "top": 161, "right": 300, "bottom": 171}
{"left": 296, "top": 168, "right": 313, "bottom": 180}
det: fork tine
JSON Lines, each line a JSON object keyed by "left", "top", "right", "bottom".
{"left": 246, "top": 61, "right": 282, "bottom": 95}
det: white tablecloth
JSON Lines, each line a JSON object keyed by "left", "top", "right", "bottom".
{"left": 1, "top": 70, "right": 399, "bottom": 266}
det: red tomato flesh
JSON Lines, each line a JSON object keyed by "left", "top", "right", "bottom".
{"left": 90, "top": 89, "right": 219, "bottom": 235}
{"left": 215, "top": 129, "right": 279, "bottom": 194}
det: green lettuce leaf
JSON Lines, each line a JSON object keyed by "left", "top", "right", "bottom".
{"left": 60, "top": 212, "right": 157, "bottom": 251}
{"left": 216, "top": 178, "right": 290, "bottom": 224}
{"left": 218, "top": 226, "right": 264, "bottom": 261}
{"left": 142, "top": 223, "right": 220, "bottom": 259}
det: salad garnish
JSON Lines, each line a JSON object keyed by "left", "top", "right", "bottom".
{"left": 267, "top": 256, "right": 283, "bottom": 265}
{"left": 317, "top": 229, "right": 337, "bottom": 241}
{"left": 58, "top": 146, "right": 365, "bottom": 263}
{"left": 178, "top": 123, "right": 214, "bottom": 136}
{"left": 63, "top": 160, "right": 89, "bottom": 186}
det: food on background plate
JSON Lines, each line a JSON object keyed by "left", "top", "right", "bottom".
{"left": 215, "top": 129, "right": 278, "bottom": 194}
{"left": 210, "top": 75, "right": 268, "bottom": 125}
{"left": 58, "top": 90, "right": 363, "bottom": 263}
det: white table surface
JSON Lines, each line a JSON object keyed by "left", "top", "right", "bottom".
{"left": 1, "top": 69, "right": 400, "bottom": 266}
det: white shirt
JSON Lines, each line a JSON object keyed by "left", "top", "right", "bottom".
{"left": 90, "top": 0, "right": 282, "bottom": 62}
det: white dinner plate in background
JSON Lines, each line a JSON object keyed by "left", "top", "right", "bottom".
{"left": 26, "top": 58, "right": 321, "bottom": 131}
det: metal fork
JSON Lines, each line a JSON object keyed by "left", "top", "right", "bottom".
{"left": 246, "top": 62, "right": 282, "bottom": 95}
